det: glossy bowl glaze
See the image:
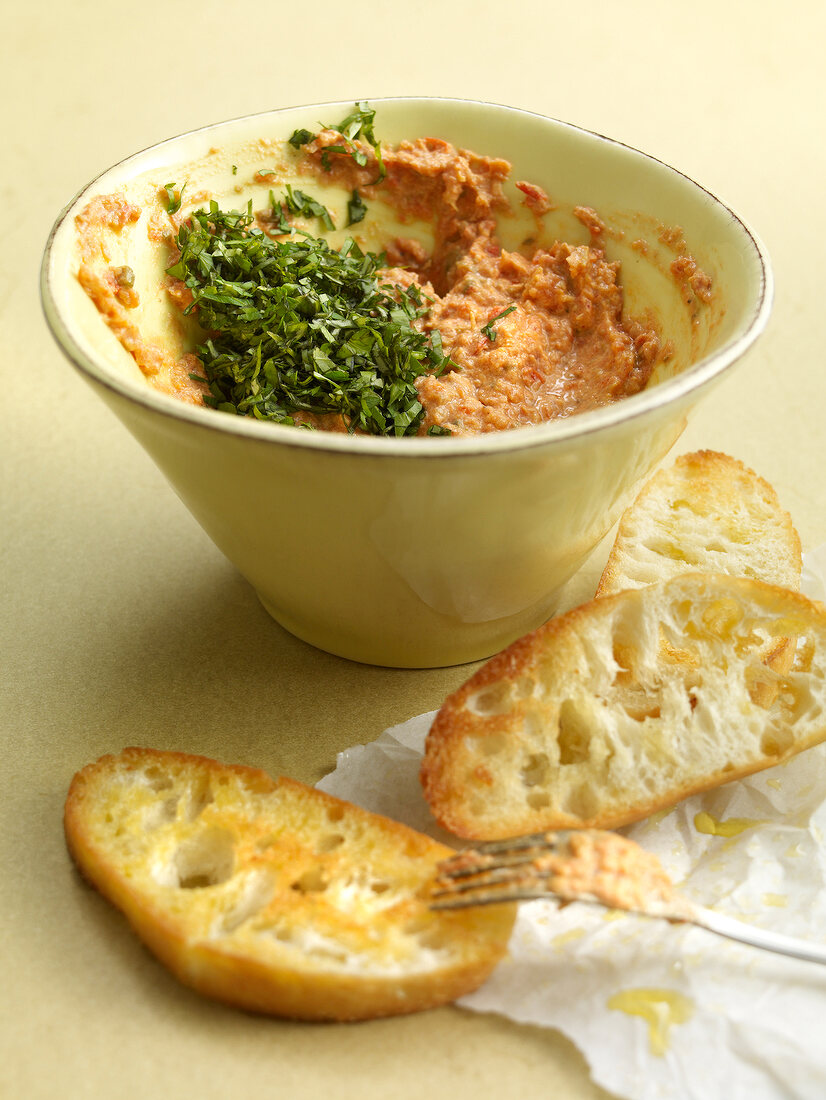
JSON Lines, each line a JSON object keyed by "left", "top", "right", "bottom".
{"left": 41, "top": 98, "right": 772, "bottom": 666}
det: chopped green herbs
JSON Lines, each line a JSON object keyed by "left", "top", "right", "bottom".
{"left": 321, "top": 143, "right": 366, "bottom": 172}
{"left": 332, "top": 102, "right": 380, "bottom": 145}
{"left": 163, "top": 182, "right": 185, "bottom": 215}
{"left": 166, "top": 199, "right": 453, "bottom": 436}
{"left": 266, "top": 192, "right": 293, "bottom": 235}
{"left": 288, "top": 128, "right": 315, "bottom": 149}
{"left": 481, "top": 304, "right": 517, "bottom": 341}
{"left": 281, "top": 185, "right": 335, "bottom": 230}
{"left": 290, "top": 101, "right": 386, "bottom": 183}
{"left": 347, "top": 189, "right": 368, "bottom": 226}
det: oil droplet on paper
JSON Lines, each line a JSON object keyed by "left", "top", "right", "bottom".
{"left": 767, "top": 778, "right": 782, "bottom": 790}
{"left": 762, "top": 893, "right": 788, "bottom": 907}
{"left": 693, "top": 812, "right": 766, "bottom": 838}
{"left": 551, "top": 928, "right": 586, "bottom": 949}
{"left": 607, "top": 988, "right": 694, "bottom": 1055}
{"left": 643, "top": 807, "right": 674, "bottom": 828}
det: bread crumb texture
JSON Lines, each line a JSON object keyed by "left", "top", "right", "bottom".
{"left": 421, "top": 574, "right": 826, "bottom": 838}
{"left": 64, "top": 749, "right": 514, "bottom": 1020}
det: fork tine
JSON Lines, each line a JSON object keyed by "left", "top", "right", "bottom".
{"left": 454, "top": 831, "right": 571, "bottom": 855}
{"left": 435, "top": 831, "right": 572, "bottom": 882}
{"left": 431, "top": 886, "right": 558, "bottom": 910}
{"left": 433, "top": 867, "right": 553, "bottom": 894}
{"left": 438, "top": 851, "right": 557, "bottom": 879}
{"left": 431, "top": 834, "right": 576, "bottom": 910}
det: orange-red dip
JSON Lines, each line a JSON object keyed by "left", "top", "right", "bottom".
{"left": 75, "top": 133, "right": 672, "bottom": 435}
{"left": 297, "top": 132, "right": 665, "bottom": 435}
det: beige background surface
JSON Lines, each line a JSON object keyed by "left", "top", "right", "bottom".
{"left": 4, "top": 2, "right": 824, "bottom": 1097}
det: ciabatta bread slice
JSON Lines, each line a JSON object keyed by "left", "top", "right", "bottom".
{"left": 596, "top": 449, "right": 802, "bottom": 698}
{"left": 421, "top": 574, "right": 826, "bottom": 839}
{"left": 65, "top": 748, "right": 515, "bottom": 1020}
{"left": 596, "top": 450, "right": 801, "bottom": 596}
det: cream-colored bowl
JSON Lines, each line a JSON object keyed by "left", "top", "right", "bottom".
{"left": 41, "top": 98, "right": 771, "bottom": 667}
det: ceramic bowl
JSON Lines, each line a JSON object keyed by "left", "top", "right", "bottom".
{"left": 41, "top": 98, "right": 772, "bottom": 667}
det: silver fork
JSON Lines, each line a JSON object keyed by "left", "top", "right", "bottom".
{"left": 431, "top": 830, "right": 826, "bottom": 966}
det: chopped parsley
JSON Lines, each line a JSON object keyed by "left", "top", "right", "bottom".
{"left": 290, "top": 101, "right": 386, "bottom": 183}
{"left": 166, "top": 199, "right": 453, "bottom": 435}
{"left": 281, "top": 185, "right": 335, "bottom": 230}
{"left": 347, "top": 189, "right": 368, "bottom": 226}
{"left": 288, "top": 128, "right": 315, "bottom": 149}
{"left": 163, "top": 182, "right": 185, "bottom": 215}
{"left": 481, "top": 304, "right": 516, "bottom": 341}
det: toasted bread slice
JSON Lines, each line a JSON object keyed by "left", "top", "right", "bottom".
{"left": 596, "top": 450, "right": 802, "bottom": 597}
{"left": 421, "top": 574, "right": 826, "bottom": 839}
{"left": 65, "top": 748, "right": 515, "bottom": 1020}
{"left": 596, "top": 449, "right": 802, "bottom": 699}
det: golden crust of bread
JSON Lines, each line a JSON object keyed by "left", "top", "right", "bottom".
{"left": 596, "top": 450, "right": 802, "bottom": 597}
{"left": 421, "top": 574, "right": 826, "bottom": 840}
{"left": 65, "top": 748, "right": 515, "bottom": 1021}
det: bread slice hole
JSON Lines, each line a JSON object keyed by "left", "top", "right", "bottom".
{"left": 469, "top": 794, "right": 488, "bottom": 817}
{"left": 185, "top": 777, "right": 214, "bottom": 822}
{"left": 612, "top": 641, "right": 635, "bottom": 674}
{"left": 143, "top": 765, "right": 174, "bottom": 792}
{"left": 221, "top": 872, "right": 275, "bottom": 933}
{"left": 316, "top": 832, "right": 345, "bottom": 854}
{"left": 308, "top": 944, "right": 349, "bottom": 964}
{"left": 617, "top": 688, "right": 662, "bottom": 722}
{"left": 466, "top": 683, "right": 514, "bottom": 716}
{"left": 746, "top": 667, "right": 779, "bottom": 709}
{"left": 701, "top": 597, "right": 743, "bottom": 641}
{"left": 647, "top": 536, "right": 692, "bottom": 561}
{"left": 760, "top": 728, "right": 794, "bottom": 758}
{"left": 791, "top": 634, "right": 815, "bottom": 674}
{"left": 520, "top": 752, "right": 550, "bottom": 788}
{"left": 143, "top": 797, "right": 179, "bottom": 830}
{"left": 514, "top": 676, "right": 538, "bottom": 700}
{"left": 557, "top": 700, "right": 592, "bottom": 765}
{"left": 411, "top": 923, "right": 452, "bottom": 952}
{"left": 255, "top": 832, "right": 280, "bottom": 852}
{"left": 291, "top": 867, "right": 328, "bottom": 894}
{"left": 561, "top": 782, "right": 600, "bottom": 822}
{"left": 265, "top": 924, "right": 349, "bottom": 965}
{"left": 526, "top": 789, "right": 551, "bottom": 810}
{"left": 469, "top": 733, "right": 508, "bottom": 757}
{"left": 326, "top": 803, "right": 345, "bottom": 823}
{"left": 174, "top": 827, "right": 235, "bottom": 889}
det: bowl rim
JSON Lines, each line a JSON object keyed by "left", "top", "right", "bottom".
{"left": 40, "top": 95, "right": 774, "bottom": 459}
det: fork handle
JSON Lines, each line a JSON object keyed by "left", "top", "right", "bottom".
{"left": 692, "top": 906, "right": 826, "bottom": 965}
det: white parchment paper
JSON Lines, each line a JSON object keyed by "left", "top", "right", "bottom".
{"left": 318, "top": 547, "right": 826, "bottom": 1100}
